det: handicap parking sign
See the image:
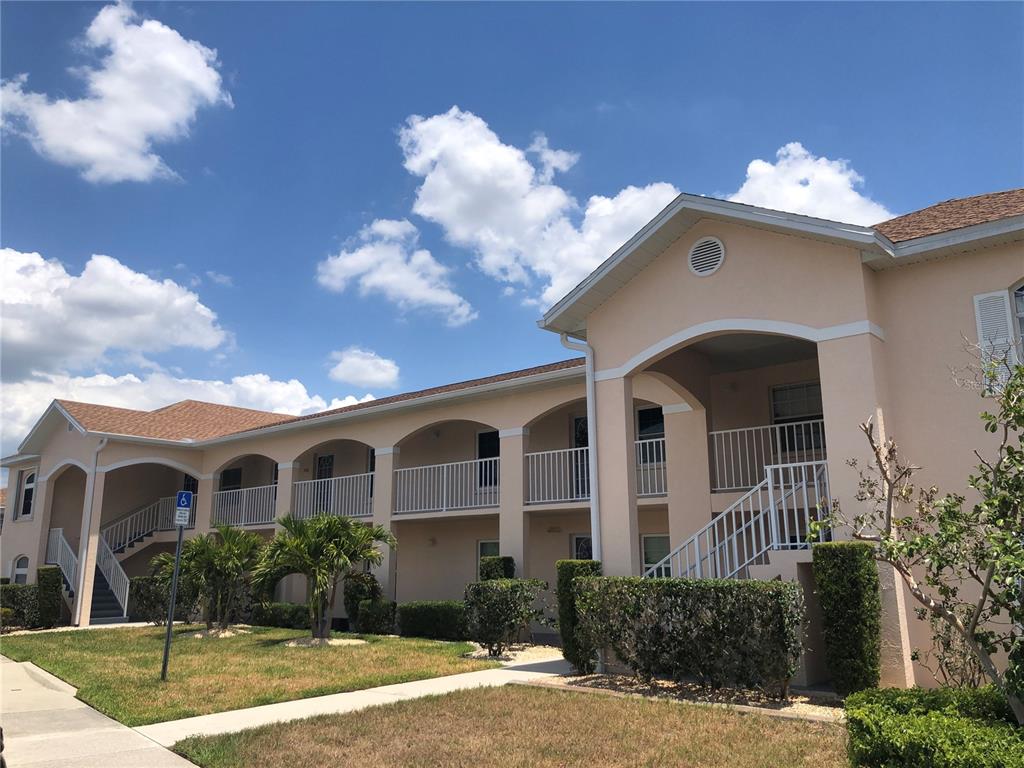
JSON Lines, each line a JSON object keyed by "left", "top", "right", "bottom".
{"left": 175, "top": 491, "right": 193, "bottom": 526}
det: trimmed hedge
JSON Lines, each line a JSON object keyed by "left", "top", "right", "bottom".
{"left": 0, "top": 583, "right": 40, "bottom": 628}
{"left": 127, "top": 575, "right": 198, "bottom": 624}
{"left": 576, "top": 577, "right": 805, "bottom": 698}
{"left": 464, "top": 578, "right": 546, "bottom": 656}
{"left": 846, "top": 687, "right": 1024, "bottom": 768}
{"left": 36, "top": 566, "right": 62, "bottom": 628}
{"left": 812, "top": 541, "right": 881, "bottom": 696}
{"left": 356, "top": 598, "right": 395, "bottom": 634}
{"left": 479, "top": 555, "right": 515, "bottom": 581}
{"left": 343, "top": 572, "right": 381, "bottom": 627}
{"left": 396, "top": 600, "right": 467, "bottom": 640}
{"left": 251, "top": 601, "right": 310, "bottom": 629}
{"left": 555, "top": 559, "right": 603, "bottom": 673}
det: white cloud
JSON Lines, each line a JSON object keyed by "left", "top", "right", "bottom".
{"left": 398, "top": 107, "right": 680, "bottom": 307}
{"left": 1, "top": 248, "right": 228, "bottom": 382}
{"left": 316, "top": 218, "right": 477, "bottom": 326}
{"left": 205, "top": 270, "right": 233, "bottom": 286}
{"left": 727, "top": 142, "right": 894, "bottom": 225}
{"left": 2, "top": 371, "right": 375, "bottom": 458}
{"left": 328, "top": 347, "right": 399, "bottom": 388}
{"left": 1, "top": 2, "right": 231, "bottom": 183}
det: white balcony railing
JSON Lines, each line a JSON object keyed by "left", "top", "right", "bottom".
{"left": 394, "top": 458, "right": 499, "bottom": 514}
{"left": 293, "top": 473, "right": 374, "bottom": 519}
{"left": 635, "top": 437, "right": 667, "bottom": 497}
{"left": 525, "top": 446, "right": 590, "bottom": 504}
{"left": 212, "top": 484, "right": 278, "bottom": 527}
{"left": 708, "top": 419, "right": 826, "bottom": 491}
{"left": 45, "top": 528, "right": 78, "bottom": 592}
{"left": 96, "top": 535, "right": 129, "bottom": 617}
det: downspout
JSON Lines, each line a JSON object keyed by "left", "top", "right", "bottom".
{"left": 73, "top": 437, "right": 108, "bottom": 625}
{"left": 560, "top": 333, "right": 601, "bottom": 563}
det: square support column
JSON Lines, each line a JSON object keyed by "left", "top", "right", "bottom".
{"left": 31, "top": 477, "right": 53, "bottom": 581}
{"left": 371, "top": 447, "right": 398, "bottom": 600}
{"left": 274, "top": 462, "right": 297, "bottom": 521}
{"left": 498, "top": 428, "right": 529, "bottom": 577}
{"left": 193, "top": 476, "right": 215, "bottom": 534}
{"left": 664, "top": 405, "right": 712, "bottom": 551}
{"left": 74, "top": 470, "right": 107, "bottom": 627}
{"left": 818, "top": 332, "right": 914, "bottom": 688}
{"left": 595, "top": 376, "right": 640, "bottom": 575}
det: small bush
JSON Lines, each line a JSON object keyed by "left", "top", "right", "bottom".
{"left": 127, "top": 576, "right": 197, "bottom": 624}
{"left": 0, "top": 606, "right": 14, "bottom": 632}
{"left": 343, "top": 572, "right": 382, "bottom": 626}
{"left": 846, "top": 687, "right": 1024, "bottom": 768}
{"left": 464, "top": 578, "right": 546, "bottom": 656}
{"left": 479, "top": 555, "right": 516, "bottom": 580}
{"left": 812, "top": 541, "right": 881, "bottom": 696}
{"left": 397, "top": 600, "right": 467, "bottom": 640}
{"left": 576, "top": 577, "right": 805, "bottom": 698}
{"left": 556, "top": 559, "right": 603, "bottom": 673}
{"left": 251, "top": 601, "right": 310, "bottom": 629}
{"left": 0, "top": 583, "right": 40, "bottom": 628}
{"left": 356, "top": 598, "right": 395, "bottom": 634}
{"left": 35, "top": 566, "right": 63, "bottom": 628}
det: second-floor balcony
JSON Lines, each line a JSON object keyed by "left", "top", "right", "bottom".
{"left": 708, "top": 419, "right": 826, "bottom": 492}
{"left": 394, "top": 458, "right": 500, "bottom": 514}
{"left": 213, "top": 484, "right": 277, "bottom": 527}
{"left": 524, "top": 438, "right": 667, "bottom": 505}
{"left": 293, "top": 473, "right": 373, "bottom": 519}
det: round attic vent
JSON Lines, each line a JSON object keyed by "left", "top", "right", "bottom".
{"left": 688, "top": 237, "right": 725, "bottom": 276}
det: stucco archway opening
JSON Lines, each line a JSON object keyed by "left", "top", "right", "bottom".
{"left": 290, "top": 438, "right": 376, "bottom": 519}
{"left": 212, "top": 454, "right": 279, "bottom": 529}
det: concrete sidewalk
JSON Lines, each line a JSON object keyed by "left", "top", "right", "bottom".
{"left": 136, "top": 657, "right": 571, "bottom": 747}
{"left": 0, "top": 655, "right": 195, "bottom": 768}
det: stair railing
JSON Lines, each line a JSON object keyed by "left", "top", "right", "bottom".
{"left": 96, "top": 535, "right": 130, "bottom": 618}
{"left": 45, "top": 528, "right": 78, "bottom": 593}
{"left": 101, "top": 495, "right": 196, "bottom": 553}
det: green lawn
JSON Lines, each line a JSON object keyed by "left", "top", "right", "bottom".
{"left": 0, "top": 625, "right": 495, "bottom": 726}
{"left": 175, "top": 685, "right": 849, "bottom": 768}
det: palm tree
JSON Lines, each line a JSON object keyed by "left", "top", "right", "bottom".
{"left": 151, "top": 524, "right": 264, "bottom": 631}
{"left": 252, "top": 514, "right": 396, "bottom": 639}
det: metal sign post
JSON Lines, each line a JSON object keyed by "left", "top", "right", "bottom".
{"left": 161, "top": 490, "right": 193, "bottom": 682}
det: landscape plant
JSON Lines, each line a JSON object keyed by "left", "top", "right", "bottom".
{"left": 356, "top": 598, "right": 395, "bottom": 634}
{"left": 396, "top": 600, "right": 467, "bottom": 640}
{"left": 342, "top": 571, "right": 382, "bottom": 628}
{"left": 463, "top": 578, "right": 546, "bottom": 656}
{"left": 479, "top": 555, "right": 515, "bottom": 580}
{"left": 555, "top": 558, "right": 602, "bottom": 672}
{"left": 253, "top": 514, "right": 396, "bottom": 640}
{"left": 151, "top": 524, "right": 264, "bottom": 631}
{"left": 816, "top": 354, "right": 1024, "bottom": 722}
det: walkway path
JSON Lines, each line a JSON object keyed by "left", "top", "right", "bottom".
{"left": 136, "top": 657, "right": 571, "bottom": 746}
{"left": 0, "top": 655, "right": 194, "bottom": 767}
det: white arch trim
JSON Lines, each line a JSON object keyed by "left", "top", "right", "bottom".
{"left": 38, "top": 458, "right": 91, "bottom": 482}
{"left": 595, "top": 318, "right": 885, "bottom": 381}
{"left": 97, "top": 456, "right": 210, "bottom": 479}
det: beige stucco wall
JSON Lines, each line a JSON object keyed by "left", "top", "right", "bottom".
{"left": 392, "top": 514, "right": 499, "bottom": 602}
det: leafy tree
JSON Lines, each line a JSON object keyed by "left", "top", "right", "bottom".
{"left": 252, "top": 514, "right": 396, "bottom": 640}
{"left": 150, "top": 524, "right": 264, "bottom": 631}
{"left": 818, "top": 354, "right": 1023, "bottom": 723}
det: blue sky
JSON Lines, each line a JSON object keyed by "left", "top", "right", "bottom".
{"left": 2, "top": 1, "right": 1022, "bottom": 458}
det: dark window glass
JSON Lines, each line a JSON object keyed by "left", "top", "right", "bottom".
{"left": 182, "top": 475, "right": 199, "bottom": 494}
{"left": 220, "top": 468, "right": 242, "bottom": 491}
{"left": 477, "top": 431, "right": 499, "bottom": 487}
{"left": 637, "top": 407, "right": 665, "bottom": 439}
{"left": 573, "top": 535, "right": 593, "bottom": 560}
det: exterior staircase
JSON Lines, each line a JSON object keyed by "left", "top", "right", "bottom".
{"left": 644, "top": 461, "right": 830, "bottom": 579}
{"left": 88, "top": 568, "right": 126, "bottom": 624}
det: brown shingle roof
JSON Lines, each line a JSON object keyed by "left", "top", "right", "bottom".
{"left": 57, "top": 399, "right": 292, "bottom": 441}
{"left": 874, "top": 189, "right": 1024, "bottom": 243}
{"left": 53, "top": 358, "right": 586, "bottom": 443}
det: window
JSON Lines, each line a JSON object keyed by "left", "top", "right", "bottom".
{"left": 636, "top": 407, "right": 666, "bottom": 464}
{"left": 315, "top": 454, "right": 334, "bottom": 481}
{"left": 12, "top": 556, "right": 29, "bottom": 585}
{"left": 1015, "top": 285, "right": 1024, "bottom": 341}
{"left": 571, "top": 534, "right": 593, "bottom": 560}
{"left": 771, "top": 382, "right": 824, "bottom": 453}
{"left": 15, "top": 471, "right": 36, "bottom": 520}
{"left": 182, "top": 475, "right": 199, "bottom": 495}
{"left": 477, "top": 430, "right": 499, "bottom": 487}
{"left": 642, "top": 535, "right": 671, "bottom": 577}
{"left": 477, "top": 540, "right": 499, "bottom": 570}
{"left": 220, "top": 468, "right": 242, "bottom": 491}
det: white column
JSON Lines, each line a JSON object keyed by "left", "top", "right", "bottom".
{"left": 595, "top": 376, "right": 640, "bottom": 575}
{"left": 498, "top": 428, "right": 529, "bottom": 577}
{"left": 275, "top": 462, "right": 297, "bottom": 521}
{"left": 664, "top": 405, "right": 712, "bottom": 550}
{"left": 193, "top": 476, "right": 215, "bottom": 534}
{"left": 74, "top": 470, "right": 106, "bottom": 626}
{"left": 371, "top": 447, "right": 398, "bottom": 600}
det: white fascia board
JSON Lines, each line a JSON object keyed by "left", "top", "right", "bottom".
{"left": 1, "top": 453, "right": 41, "bottom": 468}
{"left": 16, "top": 401, "right": 85, "bottom": 455}
{"left": 891, "top": 216, "right": 1024, "bottom": 259}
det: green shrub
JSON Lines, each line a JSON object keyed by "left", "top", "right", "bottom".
{"left": 356, "top": 598, "right": 395, "bottom": 634}
{"left": 479, "top": 555, "right": 516, "bottom": 580}
{"left": 0, "top": 583, "right": 40, "bottom": 628}
{"left": 576, "top": 577, "right": 805, "bottom": 698}
{"left": 397, "top": 600, "right": 467, "bottom": 640}
{"left": 127, "top": 575, "right": 198, "bottom": 624}
{"left": 35, "top": 566, "right": 62, "bottom": 628}
{"left": 343, "top": 571, "right": 382, "bottom": 627}
{"left": 251, "top": 601, "right": 310, "bottom": 629}
{"left": 556, "top": 559, "right": 603, "bottom": 673}
{"left": 846, "top": 687, "right": 1024, "bottom": 767}
{"left": 464, "top": 578, "right": 546, "bottom": 656}
{"left": 0, "top": 606, "right": 14, "bottom": 631}
{"left": 812, "top": 541, "right": 881, "bottom": 696}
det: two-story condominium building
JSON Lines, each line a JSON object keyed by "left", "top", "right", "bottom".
{"left": 3, "top": 188, "right": 1022, "bottom": 688}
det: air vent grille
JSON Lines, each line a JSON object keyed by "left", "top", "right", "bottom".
{"left": 688, "top": 237, "right": 725, "bottom": 276}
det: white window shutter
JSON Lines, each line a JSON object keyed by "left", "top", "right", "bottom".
{"left": 973, "top": 291, "right": 1019, "bottom": 377}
